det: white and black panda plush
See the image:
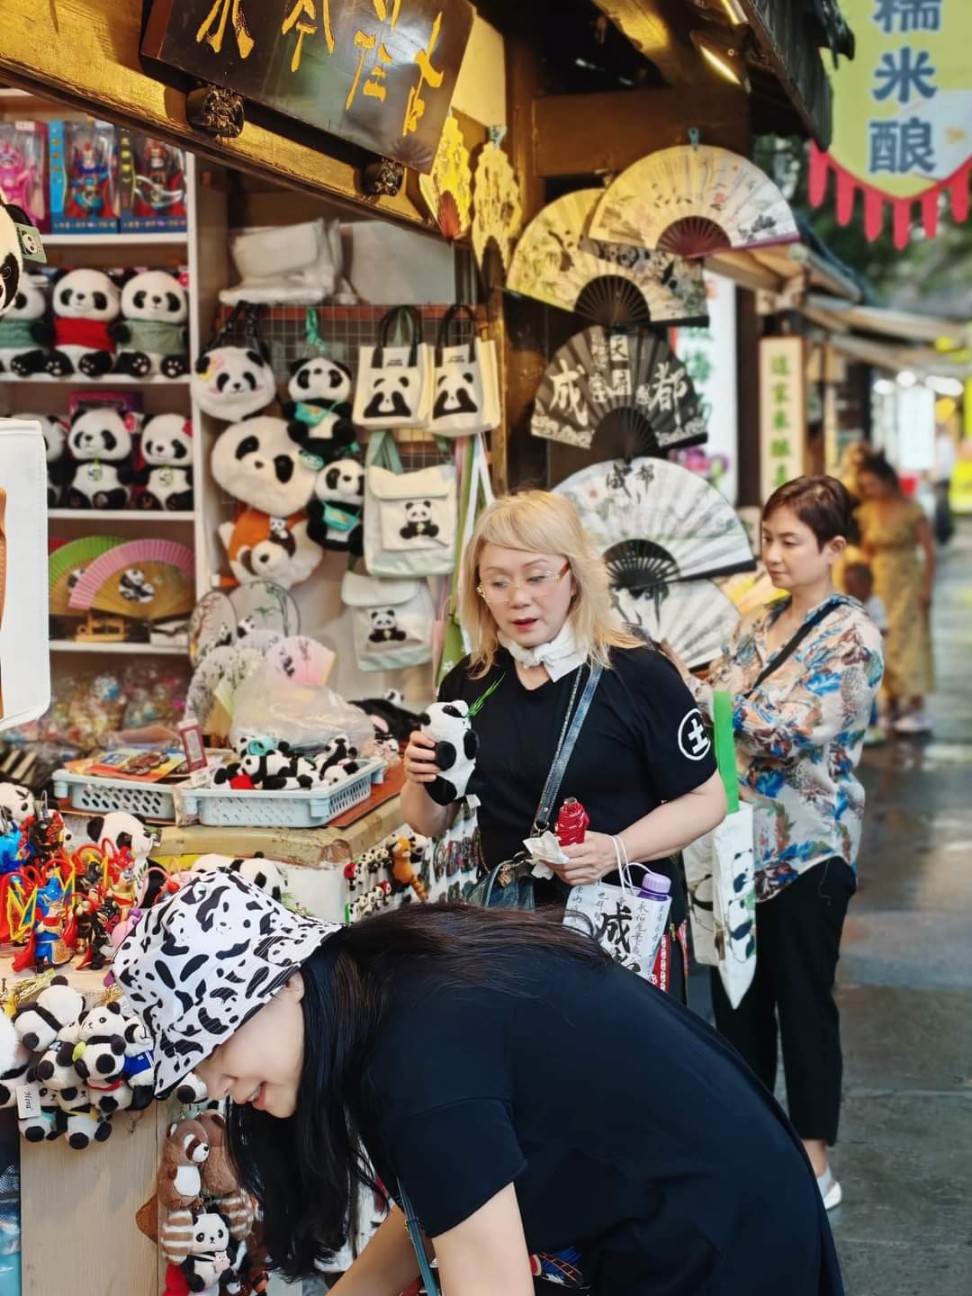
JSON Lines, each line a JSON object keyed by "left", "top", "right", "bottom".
{"left": 45, "top": 267, "right": 121, "bottom": 378}
{"left": 284, "top": 356, "right": 358, "bottom": 467}
{"left": 0, "top": 196, "right": 24, "bottom": 320}
{"left": 180, "top": 1212, "right": 232, "bottom": 1294}
{"left": 192, "top": 345, "right": 277, "bottom": 422}
{"left": 136, "top": 413, "right": 193, "bottom": 510}
{"left": 119, "top": 567, "right": 155, "bottom": 602}
{"left": 211, "top": 416, "right": 317, "bottom": 516}
{"left": 399, "top": 499, "right": 439, "bottom": 541}
{"left": 0, "top": 276, "right": 50, "bottom": 375}
{"left": 0, "top": 779, "right": 35, "bottom": 826}
{"left": 223, "top": 855, "right": 287, "bottom": 902}
{"left": 419, "top": 700, "right": 479, "bottom": 805}
{"left": 307, "top": 456, "right": 364, "bottom": 553}
{"left": 238, "top": 747, "right": 314, "bottom": 792}
{"left": 34, "top": 414, "right": 71, "bottom": 506}
{"left": 55, "top": 1085, "right": 112, "bottom": 1151}
{"left": 86, "top": 810, "right": 158, "bottom": 862}
{"left": 14, "top": 976, "right": 85, "bottom": 1053}
{"left": 0, "top": 1011, "right": 31, "bottom": 1110}
{"left": 368, "top": 609, "right": 406, "bottom": 644}
{"left": 111, "top": 269, "right": 190, "bottom": 378}
{"left": 64, "top": 407, "right": 135, "bottom": 508}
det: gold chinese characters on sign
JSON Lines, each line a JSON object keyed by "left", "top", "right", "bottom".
{"left": 759, "top": 337, "right": 806, "bottom": 503}
{"left": 143, "top": 0, "right": 475, "bottom": 173}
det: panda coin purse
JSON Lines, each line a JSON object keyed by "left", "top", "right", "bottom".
{"left": 192, "top": 302, "right": 276, "bottom": 422}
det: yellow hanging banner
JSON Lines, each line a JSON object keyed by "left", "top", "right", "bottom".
{"left": 809, "top": 0, "right": 972, "bottom": 247}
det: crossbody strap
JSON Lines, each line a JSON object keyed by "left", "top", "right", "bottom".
{"left": 743, "top": 602, "right": 837, "bottom": 699}
{"left": 398, "top": 1181, "right": 441, "bottom": 1295}
{"left": 532, "top": 662, "right": 603, "bottom": 835}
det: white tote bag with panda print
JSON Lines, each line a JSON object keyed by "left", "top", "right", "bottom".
{"left": 341, "top": 570, "right": 435, "bottom": 671}
{"left": 363, "top": 431, "right": 457, "bottom": 578}
{"left": 428, "top": 306, "right": 500, "bottom": 438}
{"left": 352, "top": 306, "right": 434, "bottom": 431}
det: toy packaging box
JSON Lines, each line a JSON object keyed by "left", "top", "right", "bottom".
{"left": 118, "top": 132, "right": 187, "bottom": 233}
{"left": 48, "top": 120, "right": 118, "bottom": 233}
{"left": 0, "top": 121, "right": 49, "bottom": 233}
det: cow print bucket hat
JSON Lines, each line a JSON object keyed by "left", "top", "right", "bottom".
{"left": 112, "top": 869, "right": 341, "bottom": 1097}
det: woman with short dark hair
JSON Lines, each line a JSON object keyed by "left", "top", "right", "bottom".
{"left": 665, "top": 475, "right": 884, "bottom": 1213}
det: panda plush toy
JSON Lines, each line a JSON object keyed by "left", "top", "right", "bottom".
{"left": 0, "top": 276, "right": 50, "bottom": 376}
{"left": 45, "top": 267, "right": 121, "bottom": 378}
{"left": 419, "top": 700, "right": 479, "bottom": 805}
{"left": 34, "top": 414, "right": 71, "bottom": 506}
{"left": 211, "top": 416, "right": 317, "bottom": 517}
{"left": 284, "top": 356, "right": 358, "bottom": 467}
{"left": 64, "top": 406, "right": 136, "bottom": 509}
{"left": 136, "top": 413, "right": 193, "bottom": 511}
{"left": 192, "top": 344, "right": 277, "bottom": 422}
{"left": 111, "top": 269, "right": 190, "bottom": 378}
{"left": 0, "top": 779, "right": 35, "bottom": 826}
{"left": 307, "top": 456, "right": 364, "bottom": 554}
{"left": 218, "top": 507, "right": 322, "bottom": 589}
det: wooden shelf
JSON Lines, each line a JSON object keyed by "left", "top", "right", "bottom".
{"left": 43, "top": 232, "right": 188, "bottom": 247}
{"left": 49, "top": 640, "right": 186, "bottom": 656}
{"left": 0, "top": 374, "right": 191, "bottom": 385}
{"left": 48, "top": 509, "right": 195, "bottom": 521}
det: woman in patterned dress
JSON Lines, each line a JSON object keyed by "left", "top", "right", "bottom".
{"left": 855, "top": 453, "right": 936, "bottom": 735}
{"left": 665, "top": 476, "right": 884, "bottom": 1215}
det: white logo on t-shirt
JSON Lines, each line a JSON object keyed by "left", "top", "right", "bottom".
{"left": 678, "top": 709, "right": 712, "bottom": 761}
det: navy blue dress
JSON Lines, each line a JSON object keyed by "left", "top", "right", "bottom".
{"left": 361, "top": 948, "right": 842, "bottom": 1295}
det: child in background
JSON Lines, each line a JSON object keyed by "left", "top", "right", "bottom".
{"left": 844, "top": 562, "right": 888, "bottom": 746}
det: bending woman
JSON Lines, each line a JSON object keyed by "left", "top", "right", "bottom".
{"left": 114, "top": 870, "right": 845, "bottom": 1295}
{"left": 665, "top": 476, "right": 884, "bottom": 1212}
{"left": 402, "top": 490, "right": 726, "bottom": 998}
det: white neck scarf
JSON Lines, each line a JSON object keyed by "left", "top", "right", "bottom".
{"left": 498, "top": 620, "right": 588, "bottom": 682}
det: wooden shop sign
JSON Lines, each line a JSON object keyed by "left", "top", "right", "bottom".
{"left": 142, "top": 0, "right": 475, "bottom": 173}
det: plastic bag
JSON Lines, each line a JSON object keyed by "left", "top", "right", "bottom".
{"left": 229, "top": 668, "right": 374, "bottom": 754}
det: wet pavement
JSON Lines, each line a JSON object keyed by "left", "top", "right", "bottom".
{"left": 829, "top": 522, "right": 972, "bottom": 1293}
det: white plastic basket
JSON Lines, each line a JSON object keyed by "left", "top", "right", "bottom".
{"left": 52, "top": 770, "right": 183, "bottom": 823}
{"left": 179, "top": 758, "right": 386, "bottom": 828}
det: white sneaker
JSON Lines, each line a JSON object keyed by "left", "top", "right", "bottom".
{"left": 894, "top": 711, "right": 933, "bottom": 735}
{"left": 816, "top": 1167, "right": 843, "bottom": 1211}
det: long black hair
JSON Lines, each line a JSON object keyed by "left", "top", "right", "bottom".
{"left": 225, "top": 902, "right": 608, "bottom": 1279}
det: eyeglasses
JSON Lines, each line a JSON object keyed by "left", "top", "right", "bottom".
{"left": 476, "top": 562, "right": 572, "bottom": 604}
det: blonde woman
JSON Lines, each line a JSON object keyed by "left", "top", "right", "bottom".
{"left": 403, "top": 490, "right": 727, "bottom": 998}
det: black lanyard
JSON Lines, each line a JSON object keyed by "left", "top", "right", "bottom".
{"left": 744, "top": 602, "right": 837, "bottom": 699}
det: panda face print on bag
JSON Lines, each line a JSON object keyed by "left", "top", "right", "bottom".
{"left": 362, "top": 371, "right": 415, "bottom": 422}
{"left": 433, "top": 368, "right": 479, "bottom": 421}
{"left": 192, "top": 346, "right": 277, "bottom": 422}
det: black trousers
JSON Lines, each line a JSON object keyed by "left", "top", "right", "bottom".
{"left": 710, "top": 858, "right": 856, "bottom": 1145}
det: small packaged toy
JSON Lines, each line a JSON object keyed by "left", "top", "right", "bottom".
{"left": 48, "top": 121, "right": 118, "bottom": 234}
{"left": 0, "top": 122, "right": 48, "bottom": 232}
{"left": 118, "top": 132, "right": 187, "bottom": 233}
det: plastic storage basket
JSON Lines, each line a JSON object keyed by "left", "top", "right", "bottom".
{"left": 52, "top": 770, "right": 182, "bottom": 822}
{"left": 179, "top": 758, "right": 386, "bottom": 828}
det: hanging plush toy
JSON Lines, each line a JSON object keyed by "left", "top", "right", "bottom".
{"left": 137, "top": 414, "right": 194, "bottom": 510}
{"left": 211, "top": 417, "right": 317, "bottom": 516}
{"left": 307, "top": 457, "right": 365, "bottom": 554}
{"left": 0, "top": 779, "right": 35, "bottom": 826}
{"left": 45, "top": 267, "right": 121, "bottom": 378}
{"left": 112, "top": 269, "right": 190, "bottom": 378}
{"left": 283, "top": 355, "right": 358, "bottom": 467}
{"left": 0, "top": 1010, "right": 31, "bottom": 1109}
{"left": 64, "top": 406, "right": 137, "bottom": 508}
{"left": 419, "top": 701, "right": 479, "bottom": 805}
{"left": 197, "top": 1110, "right": 256, "bottom": 1242}
{"left": 158, "top": 1117, "right": 212, "bottom": 1263}
{"left": 0, "top": 193, "right": 25, "bottom": 319}
{"left": 0, "top": 275, "right": 50, "bottom": 375}
{"left": 35, "top": 415, "right": 71, "bottom": 506}
{"left": 13, "top": 975, "right": 84, "bottom": 1052}
{"left": 217, "top": 507, "right": 321, "bottom": 590}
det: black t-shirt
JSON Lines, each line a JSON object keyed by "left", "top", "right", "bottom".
{"left": 361, "top": 950, "right": 840, "bottom": 1295}
{"left": 438, "top": 646, "right": 718, "bottom": 924}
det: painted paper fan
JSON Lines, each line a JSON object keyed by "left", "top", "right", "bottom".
{"left": 419, "top": 115, "right": 472, "bottom": 241}
{"left": 613, "top": 580, "right": 739, "bottom": 669}
{"left": 68, "top": 540, "right": 194, "bottom": 620}
{"left": 228, "top": 581, "right": 300, "bottom": 638}
{"left": 189, "top": 590, "right": 237, "bottom": 666}
{"left": 555, "top": 458, "right": 755, "bottom": 588}
{"left": 48, "top": 536, "right": 123, "bottom": 616}
{"left": 589, "top": 145, "right": 799, "bottom": 259}
{"left": 471, "top": 137, "right": 523, "bottom": 282}
{"left": 508, "top": 190, "right": 708, "bottom": 327}
{"left": 532, "top": 327, "right": 708, "bottom": 456}
{"left": 266, "top": 636, "right": 335, "bottom": 686}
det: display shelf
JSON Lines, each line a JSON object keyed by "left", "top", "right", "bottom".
{"left": 0, "top": 374, "right": 191, "bottom": 385}
{"left": 49, "top": 509, "right": 195, "bottom": 521}
{"left": 49, "top": 640, "right": 186, "bottom": 656}
{"left": 43, "top": 232, "right": 188, "bottom": 246}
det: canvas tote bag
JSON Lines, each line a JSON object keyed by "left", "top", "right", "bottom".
{"left": 341, "top": 569, "right": 435, "bottom": 671}
{"left": 363, "top": 430, "right": 457, "bottom": 578}
{"left": 428, "top": 304, "right": 500, "bottom": 437}
{"left": 352, "top": 306, "right": 434, "bottom": 430}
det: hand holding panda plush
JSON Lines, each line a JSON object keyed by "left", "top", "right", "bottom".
{"left": 419, "top": 700, "right": 479, "bottom": 805}
{"left": 64, "top": 406, "right": 137, "bottom": 509}
{"left": 111, "top": 269, "right": 190, "bottom": 378}
{"left": 136, "top": 413, "right": 193, "bottom": 510}
{"left": 45, "top": 267, "right": 121, "bottom": 378}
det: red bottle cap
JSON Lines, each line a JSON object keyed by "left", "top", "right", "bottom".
{"left": 556, "top": 797, "right": 589, "bottom": 846}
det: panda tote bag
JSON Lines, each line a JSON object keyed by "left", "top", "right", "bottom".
{"left": 341, "top": 570, "right": 435, "bottom": 671}
{"left": 682, "top": 692, "right": 756, "bottom": 1009}
{"left": 363, "top": 431, "right": 457, "bottom": 578}
{"left": 352, "top": 306, "right": 434, "bottom": 430}
{"left": 429, "top": 305, "right": 500, "bottom": 438}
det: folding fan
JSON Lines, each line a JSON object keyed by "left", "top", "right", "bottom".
{"left": 419, "top": 115, "right": 472, "bottom": 241}
{"left": 507, "top": 190, "right": 708, "bottom": 327}
{"left": 589, "top": 145, "right": 800, "bottom": 259}
{"left": 532, "top": 327, "right": 708, "bottom": 456}
{"left": 48, "top": 536, "right": 123, "bottom": 617}
{"left": 189, "top": 589, "right": 237, "bottom": 666}
{"left": 554, "top": 458, "right": 755, "bottom": 591}
{"left": 68, "top": 539, "right": 194, "bottom": 620}
{"left": 228, "top": 581, "right": 300, "bottom": 638}
{"left": 613, "top": 581, "right": 740, "bottom": 670}
{"left": 471, "top": 138, "right": 523, "bottom": 281}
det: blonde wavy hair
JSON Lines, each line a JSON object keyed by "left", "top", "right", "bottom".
{"left": 459, "top": 490, "right": 641, "bottom": 678}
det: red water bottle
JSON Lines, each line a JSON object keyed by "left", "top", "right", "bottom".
{"left": 556, "top": 797, "right": 589, "bottom": 846}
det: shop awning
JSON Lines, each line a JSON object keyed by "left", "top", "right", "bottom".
{"left": 705, "top": 244, "right": 862, "bottom": 303}
{"left": 821, "top": 333, "right": 972, "bottom": 379}
{"left": 803, "top": 295, "right": 972, "bottom": 351}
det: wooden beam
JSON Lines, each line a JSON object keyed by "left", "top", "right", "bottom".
{"left": 533, "top": 85, "right": 750, "bottom": 178}
{"left": 590, "top": 0, "right": 702, "bottom": 86}
{"left": 0, "top": 0, "right": 436, "bottom": 229}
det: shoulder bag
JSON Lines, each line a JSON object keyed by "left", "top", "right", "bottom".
{"left": 467, "top": 662, "right": 603, "bottom": 912}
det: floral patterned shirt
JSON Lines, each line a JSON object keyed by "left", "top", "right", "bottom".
{"left": 690, "top": 595, "right": 884, "bottom": 902}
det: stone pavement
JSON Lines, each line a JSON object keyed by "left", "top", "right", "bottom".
{"left": 829, "top": 521, "right": 972, "bottom": 1294}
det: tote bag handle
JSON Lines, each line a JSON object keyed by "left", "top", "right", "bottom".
{"left": 434, "top": 303, "right": 479, "bottom": 364}
{"left": 364, "top": 428, "right": 404, "bottom": 474}
{"left": 373, "top": 305, "right": 422, "bottom": 368}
